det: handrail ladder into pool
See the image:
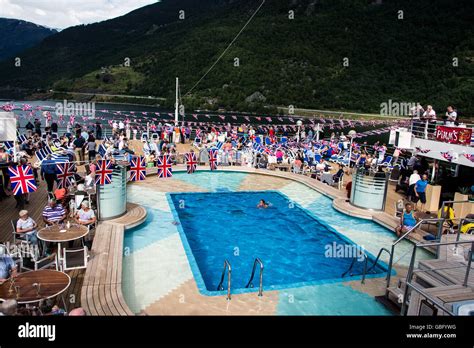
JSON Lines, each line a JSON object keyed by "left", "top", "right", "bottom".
{"left": 341, "top": 248, "right": 391, "bottom": 284}
{"left": 217, "top": 260, "right": 232, "bottom": 300}
{"left": 400, "top": 239, "right": 474, "bottom": 316}
{"left": 245, "top": 258, "right": 264, "bottom": 297}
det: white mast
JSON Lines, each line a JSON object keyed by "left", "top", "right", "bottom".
{"left": 174, "top": 77, "right": 179, "bottom": 126}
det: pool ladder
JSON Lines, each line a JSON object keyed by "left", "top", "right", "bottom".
{"left": 245, "top": 258, "right": 264, "bottom": 297}
{"left": 217, "top": 258, "right": 264, "bottom": 300}
{"left": 341, "top": 248, "right": 391, "bottom": 284}
{"left": 217, "top": 260, "right": 232, "bottom": 300}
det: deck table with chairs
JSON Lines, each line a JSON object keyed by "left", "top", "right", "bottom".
{"left": 0, "top": 269, "right": 71, "bottom": 306}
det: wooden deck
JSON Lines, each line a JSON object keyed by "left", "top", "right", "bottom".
{"left": 80, "top": 203, "right": 146, "bottom": 315}
{"left": 0, "top": 180, "right": 85, "bottom": 311}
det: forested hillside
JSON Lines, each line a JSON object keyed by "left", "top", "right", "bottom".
{"left": 0, "top": 0, "right": 473, "bottom": 115}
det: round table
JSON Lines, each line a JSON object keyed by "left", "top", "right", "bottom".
{"left": 0, "top": 269, "right": 71, "bottom": 304}
{"left": 37, "top": 223, "right": 89, "bottom": 244}
{"left": 37, "top": 224, "right": 89, "bottom": 270}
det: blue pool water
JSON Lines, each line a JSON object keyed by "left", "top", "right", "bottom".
{"left": 169, "top": 191, "right": 387, "bottom": 294}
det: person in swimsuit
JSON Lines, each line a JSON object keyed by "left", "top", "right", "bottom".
{"left": 257, "top": 199, "right": 269, "bottom": 209}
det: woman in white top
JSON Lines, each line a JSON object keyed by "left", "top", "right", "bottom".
{"left": 74, "top": 200, "right": 96, "bottom": 226}
{"left": 16, "top": 210, "right": 38, "bottom": 244}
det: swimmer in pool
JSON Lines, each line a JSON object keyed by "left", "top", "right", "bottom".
{"left": 257, "top": 199, "right": 269, "bottom": 209}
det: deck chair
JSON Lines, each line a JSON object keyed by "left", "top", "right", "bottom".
{"left": 332, "top": 171, "right": 345, "bottom": 190}
{"left": 21, "top": 248, "right": 58, "bottom": 272}
{"left": 140, "top": 133, "right": 149, "bottom": 142}
{"left": 151, "top": 133, "right": 159, "bottom": 140}
{"left": 265, "top": 137, "right": 272, "bottom": 146}
{"left": 381, "top": 156, "right": 393, "bottom": 166}
{"left": 61, "top": 246, "right": 89, "bottom": 271}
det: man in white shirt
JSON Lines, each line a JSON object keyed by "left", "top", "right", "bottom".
{"left": 422, "top": 105, "right": 437, "bottom": 138}
{"left": 445, "top": 106, "right": 457, "bottom": 126}
{"left": 408, "top": 170, "right": 421, "bottom": 201}
{"left": 118, "top": 121, "right": 125, "bottom": 134}
{"left": 112, "top": 121, "right": 118, "bottom": 135}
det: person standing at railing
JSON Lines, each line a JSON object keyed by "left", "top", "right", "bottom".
{"left": 444, "top": 106, "right": 458, "bottom": 126}
{"left": 422, "top": 105, "right": 437, "bottom": 139}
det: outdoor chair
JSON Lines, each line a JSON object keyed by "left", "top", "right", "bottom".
{"left": 21, "top": 248, "right": 58, "bottom": 272}
{"left": 61, "top": 246, "right": 89, "bottom": 271}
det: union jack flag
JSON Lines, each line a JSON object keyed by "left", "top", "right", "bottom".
{"left": 157, "top": 155, "right": 173, "bottom": 178}
{"left": 8, "top": 165, "right": 37, "bottom": 195}
{"left": 208, "top": 149, "right": 218, "bottom": 171}
{"left": 95, "top": 159, "right": 114, "bottom": 185}
{"left": 129, "top": 156, "right": 147, "bottom": 182}
{"left": 441, "top": 152, "right": 453, "bottom": 162}
{"left": 415, "top": 147, "right": 431, "bottom": 154}
{"left": 463, "top": 153, "right": 474, "bottom": 162}
{"left": 56, "top": 162, "right": 76, "bottom": 188}
{"left": 185, "top": 152, "right": 198, "bottom": 174}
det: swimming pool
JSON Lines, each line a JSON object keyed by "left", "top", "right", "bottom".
{"left": 123, "top": 171, "right": 432, "bottom": 315}
{"left": 169, "top": 191, "right": 387, "bottom": 294}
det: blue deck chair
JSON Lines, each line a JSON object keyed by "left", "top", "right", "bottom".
{"left": 279, "top": 137, "right": 287, "bottom": 144}
{"left": 265, "top": 137, "right": 271, "bottom": 146}
{"left": 381, "top": 156, "right": 393, "bottom": 166}
{"left": 255, "top": 136, "right": 262, "bottom": 144}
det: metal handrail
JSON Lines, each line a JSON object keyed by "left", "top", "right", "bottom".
{"left": 217, "top": 260, "right": 232, "bottom": 300}
{"left": 386, "top": 218, "right": 445, "bottom": 293}
{"left": 366, "top": 248, "right": 392, "bottom": 274}
{"left": 400, "top": 239, "right": 474, "bottom": 315}
{"left": 341, "top": 253, "right": 369, "bottom": 283}
{"left": 245, "top": 258, "right": 264, "bottom": 297}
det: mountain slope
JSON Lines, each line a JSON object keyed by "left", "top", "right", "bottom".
{"left": 0, "top": 0, "right": 473, "bottom": 115}
{"left": 0, "top": 18, "right": 57, "bottom": 62}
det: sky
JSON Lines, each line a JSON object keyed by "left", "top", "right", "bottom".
{"left": 0, "top": 0, "right": 159, "bottom": 29}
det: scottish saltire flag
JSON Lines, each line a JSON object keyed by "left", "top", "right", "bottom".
{"left": 185, "top": 152, "right": 198, "bottom": 174}
{"left": 56, "top": 162, "right": 76, "bottom": 188}
{"left": 157, "top": 155, "right": 173, "bottom": 178}
{"left": 215, "top": 141, "right": 223, "bottom": 150}
{"left": 8, "top": 165, "right": 37, "bottom": 195}
{"left": 129, "top": 156, "right": 147, "bottom": 182}
{"left": 95, "top": 159, "right": 114, "bottom": 185}
{"left": 208, "top": 149, "right": 218, "bottom": 171}
{"left": 98, "top": 144, "right": 107, "bottom": 158}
